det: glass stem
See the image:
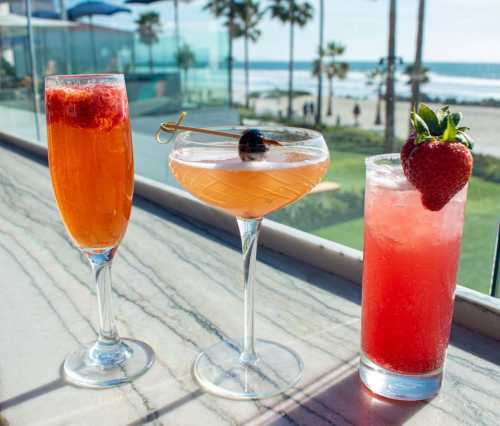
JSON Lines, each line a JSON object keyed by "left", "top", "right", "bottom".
{"left": 84, "top": 248, "right": 126, "bottom": 366}
{"left": 237, "top": 218, "right": 262, "bottom": 365}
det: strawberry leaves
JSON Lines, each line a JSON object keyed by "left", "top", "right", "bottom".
{"left": 418, "top": 104, "right": 441, "bottom": 135}
{"left": 442, "top": 114, "right": 457, "bottom": 141}
{"left": 437, "top": 106, "right": 450, "bottom": 132}
{"left": 456, "top": 132, "right": 474, "bottom": 149}
{"left": 410, "top": 104, "right": 473, "bottom": 150}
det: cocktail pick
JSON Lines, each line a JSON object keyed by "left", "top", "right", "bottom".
{"left": 155, "top": 112, "right": 281, "bottom": 146}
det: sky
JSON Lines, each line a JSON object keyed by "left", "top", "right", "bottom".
{"left": 88, "top": 0, "right": 500, "bottom": 63}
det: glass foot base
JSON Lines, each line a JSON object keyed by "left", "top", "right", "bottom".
{"left": 64, "top": 338, "right": 155, "bottom": 388}
{"left": 359, "top": 353, "right": 442, "bottom": 401}
{"left": 193, "top": 339, "right": 303, "bottom": 400}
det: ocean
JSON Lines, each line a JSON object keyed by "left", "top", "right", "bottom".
{"left": 233, "top": 61, "right": 500, "bottom": 103}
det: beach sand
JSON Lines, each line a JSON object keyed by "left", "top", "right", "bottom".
{"left": 243, "top": 94, "right": 500, "bottom": 157}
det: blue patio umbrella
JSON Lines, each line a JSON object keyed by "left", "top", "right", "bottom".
{"left": 67, "top": 1, "right": 131, "bottom": 69}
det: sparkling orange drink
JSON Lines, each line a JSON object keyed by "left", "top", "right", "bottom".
{"left": 46, "top": 76, "right": 133, "bottom": 249}
{"left": 170, "top": 146, "right": 329, "bottom": 218}
{"left": 45, "top": 74, "right": 154, "bottom": 389}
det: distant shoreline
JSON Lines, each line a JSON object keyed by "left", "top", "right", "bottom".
{"left": 231, "top": 64, "right": 500, "bottom": 104}
{"left": 233, "top": 60, "right": 500, "bottom": 80}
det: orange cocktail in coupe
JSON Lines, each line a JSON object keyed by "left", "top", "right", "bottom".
{"left": 163, "top": 123, "right": 330, "bottom": 400}
{"left": 46, "top": 79, "right": 133, "bottom": 248}
{"left": 45, "top": 74, "right": 153, "bottom": 389}
{"left": 170, "top": 145, "right": 329, "bottom": 218}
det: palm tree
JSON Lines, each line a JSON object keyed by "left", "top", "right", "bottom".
{"left": 321, "top": 41, "right": 348, "bottom": 117}
{"left": 324, "top": 62, "right": 348, "bottom": 118}
{"left": 411, "top": 0, "right": 426, "bottom": 110}
{"left": 175, "top": 44, "right": 196, "bottom": 100}
{"left": 234, "top": 1, "right": 263, "bottom": 109}
{"left": 366, "top": 66, "right": 386, "bottom": 125}
{"left": 384, "top": 0, "right": 397, "bottom": 153}
{"left": 136, "top": 12, "right": 162, "bottom": 73}
{"left": 405, "top": 63, "right": 429, "bottom": 88}
{"left": 315, "top": 0, "right": 324, "bottom": 125}
{"left": 204, "top": 0, "right": 241, "bottom": 107}
{"left": 269, "top": 0, "right": 314, "bottom": 119}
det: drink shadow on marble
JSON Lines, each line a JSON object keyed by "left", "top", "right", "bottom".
{"left": 45, "top": 74, "right": 154, "bottom": 388}
{"left": 275, "top": 369, "right": 425, "bottom": 425}
{"left": 168, "top": 126, "right": 330, "bottom": 399}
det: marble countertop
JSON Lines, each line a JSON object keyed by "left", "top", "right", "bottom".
{"left": 0, "top": 140, "right": 499, "bottom": 426}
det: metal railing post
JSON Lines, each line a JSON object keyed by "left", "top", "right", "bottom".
{"left": 25, "top": 0, "right": 42, "bottom": 142}
{"left": 490, "top": 223, "right": 500, "bottom": 298}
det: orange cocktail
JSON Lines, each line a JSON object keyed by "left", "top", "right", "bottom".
{"left": 46, "top": 79, "right": 133, "bottom": 248}
{"left": 170, "top": 148, "right": 329, "bottom": 218}
{"left": 45, "top": 74, "right": 153, "bottom": 389}
{"left": 168, "top": 127, "right": 330, "bottom": 400}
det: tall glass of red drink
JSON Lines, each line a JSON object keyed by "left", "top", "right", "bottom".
{"left": 359, "top": 153, "right": 467, "bottom": 400}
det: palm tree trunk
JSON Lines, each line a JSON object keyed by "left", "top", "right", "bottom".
{"left": 287, "top": 7, "right": 295, "bottom": 119}
{"left": 174, "top": 0, "right": 180, "bottom": 52}
{"left": 411, "top": 0, "right": 425, "bottom": 110}
{"left": 25, "top": 0, "right": 42, "bottom": 141}
{"left": 244, "top": 28, "right": 250, "bottom": 109}
{"left": 131, "top": 36, "right": 137, "bottom": 71}
{"left": 0, "top": 40, "right": 3, "bottom": 89}
{"left": 315, "top": 0, "right": 324, "bottom": 125}
{"left": 375, "top": 84, "right": 382, "bottom": 125}
{"left": 327, "top": 77, "right": 333, "bottom": 116}
{"left": 148, "top": 45, "right": 154, "bottom": 73}
{"left": 228, "top": 0, "right": 234, "bottom": 107}
{"left": 384, "top": 0, "right": 397, "bottom": 153}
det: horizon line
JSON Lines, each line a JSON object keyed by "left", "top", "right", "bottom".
{"left": 233, "top": 59, "right": 500, "bottom": 65}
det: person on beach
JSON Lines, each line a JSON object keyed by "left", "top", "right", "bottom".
{"left": 353, "top": 103, "right": 361, "bottom": 127}
{"left": 309, "top": 102, "right": 315, "bottom": 122}
{"left": 303, "top": 102, "right": 309, "bottom": 121}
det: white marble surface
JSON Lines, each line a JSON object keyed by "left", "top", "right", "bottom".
{"left": 0, "top": 141, "right": 499, "bottom": 426}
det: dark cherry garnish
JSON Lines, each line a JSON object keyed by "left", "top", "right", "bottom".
{"left": 239, "top": 129, "right": 268, "bottom": 161}
{"left": 155, "top": 114, "right": 282, "bottom": 150}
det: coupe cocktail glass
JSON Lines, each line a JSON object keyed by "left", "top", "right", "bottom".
{"left": 359, "top": 154, "right": 467, "bottom": 400}
{"left": 45, "top": 74, "right": 154, "bottom": 388}
{"left": 169, "top": 127, "right": 329, "bottom": 399}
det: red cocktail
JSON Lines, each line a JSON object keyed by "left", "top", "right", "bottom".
{"left": 359, "top": 153, "right": 467, "bottom": 400}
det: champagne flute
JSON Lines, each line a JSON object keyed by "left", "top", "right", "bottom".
{"left": 45, "top": 74, "right": 154, "bottom": 388}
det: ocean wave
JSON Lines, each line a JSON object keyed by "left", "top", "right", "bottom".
{"left": 233, "top": 68, "right": 500, "bottom": 102}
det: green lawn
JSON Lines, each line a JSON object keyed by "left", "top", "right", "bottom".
{"left": 325, "top": 151, "right": 366, "bottom": 192}
{"left": 313, "top": 150, "right": 500, "bottom": 295}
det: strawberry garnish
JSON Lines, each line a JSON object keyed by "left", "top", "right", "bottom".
{"left": 401, "top": 131, "right": 417, "bottom": 175}
{"left": 401, "top": 104, "right": 473, "bottom": 211}
{"left": 45, "top": 83, "right": 128, "bottom": 131}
